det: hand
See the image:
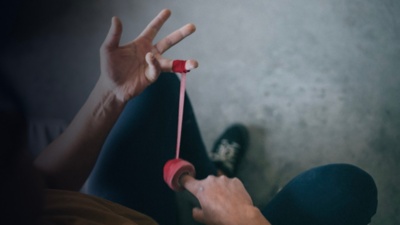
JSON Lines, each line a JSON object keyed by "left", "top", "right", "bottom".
{"left": 182, "top": 175, "right": 270, "bottom": 225}
{"left": 99, "top": 9, "right": 198, "bottom": 102}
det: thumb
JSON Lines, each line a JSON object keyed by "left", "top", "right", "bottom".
{"left": 192, "top": 207, "right": 205, "bottom": 223}
{"left": 102, "top": 16, "right": 122, "bottom": 49}
{"left": 145, "top": 52, "right": 160, "bottom": 83}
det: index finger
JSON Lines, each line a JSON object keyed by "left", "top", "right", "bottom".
{"left": 181, "top": 175, "right": 203, "bottom": 197}
{"left": 139, "top": 9, "right": 171, "bottom": 41}
{"left": 155, "top": 23, "right": 196, "bottom": 54}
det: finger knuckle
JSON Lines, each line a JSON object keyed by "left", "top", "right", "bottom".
{"left": 232, "top": 177, "right": 240, "bottom": 182}
{"left": 219, "top": 175, "right": 228, "bottom": 181}
{"left": 205, "top": 175, "right": 217, "bottom": 183}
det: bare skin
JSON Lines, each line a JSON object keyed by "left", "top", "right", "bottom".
{"left": 182, "top": 175, "right": 271, "bottom": 225}
{"left": 34, "top": 9, "right": 271, "bottom": 225}
{"left": 34, "top": 9, "right": 198, "bottom": 190}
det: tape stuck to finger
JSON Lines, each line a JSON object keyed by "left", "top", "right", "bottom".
{"left": 172, "top": 60, "right": 190, "bottom": 73}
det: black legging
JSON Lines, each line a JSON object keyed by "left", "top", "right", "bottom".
{"left": 87, "top": 73, "right": 377, "bottom": 225}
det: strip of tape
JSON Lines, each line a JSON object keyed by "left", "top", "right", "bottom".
{"left": 172, "top": 60, "right": 190, "bottom": 73}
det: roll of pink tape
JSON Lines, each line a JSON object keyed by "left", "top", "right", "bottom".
{"left": 163, "top": 158, "right": 196, "bottom": 191}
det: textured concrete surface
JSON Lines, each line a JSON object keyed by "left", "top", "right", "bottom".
{"left": 1, "top": 0, "right": 400, "bottom": 224}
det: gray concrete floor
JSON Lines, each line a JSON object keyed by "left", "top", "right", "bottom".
{"left": 1, "top": 0, "right": 399, "bottom": 224}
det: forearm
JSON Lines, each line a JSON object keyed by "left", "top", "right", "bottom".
{"left": 34, "top": 76, "right": 126, "bottom": 190}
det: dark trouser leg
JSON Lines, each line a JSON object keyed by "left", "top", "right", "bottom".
{"left": 87, "top": 73, "right": 217, "bottom": 225}
{"left": 262, "top": 163, "right": 378, "bottom": 225}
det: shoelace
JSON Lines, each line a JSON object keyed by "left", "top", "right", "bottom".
{"left": 210, "top": 139, "right": 241, "bottom": 171}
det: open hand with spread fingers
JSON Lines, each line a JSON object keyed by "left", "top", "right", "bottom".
{"left": 99, "top": 9, "right": 198, "bottom": 102}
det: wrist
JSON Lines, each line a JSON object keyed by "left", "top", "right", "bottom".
{"left": 89, "top": 76, "right": 126, "bottom": 121}
{"left": 96, "top": 75, "right": 126, "bottom": 103}
{"left": 242, "top": 206, "right": 271, "bottom": 225}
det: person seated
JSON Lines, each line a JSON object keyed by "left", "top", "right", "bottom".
{"left": 0, "top": 9, "right": 377, "bottom": 225}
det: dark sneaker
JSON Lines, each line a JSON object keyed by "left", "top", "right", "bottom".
{"left": 209, "top": 124, "right": 249, "bottom": 177}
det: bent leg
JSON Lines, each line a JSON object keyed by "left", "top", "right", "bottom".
{"left": 262, "top": 164, "right": 378, "bottom": 225}
{"left": 87, "top": 73, "right": 217, "bottom": 224}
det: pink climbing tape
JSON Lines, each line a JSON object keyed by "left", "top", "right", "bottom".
{"left": 163, "top": 158, "right": 196, "bottom": 191}
{"left": 163, "top": 60, "right": 197, "bottom": 191}
{"left": 172, "top": 60, "right": 190, "bottom": 73}
{"left": 175, "top": 72, "right": 186, "bottom": 158}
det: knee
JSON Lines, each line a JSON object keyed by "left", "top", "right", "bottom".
{"left": 154, "top": 72, "right": 180, "bottom": 89}
{"left": 300, "top": 163, "right": 378, "bottom": 224}
{"left": 263, "top": 164, "right": 378, "bottom": 225}
{"left": 317, "top": 164, "right": 377, "bottom": 196}
{"left": 146, "top": 72, "right": 181, "bottom": 99}
{"left": 306, "top": 163, "right": 377, "bottom": 201}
